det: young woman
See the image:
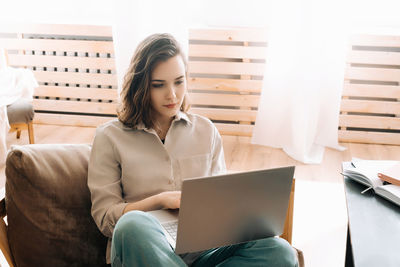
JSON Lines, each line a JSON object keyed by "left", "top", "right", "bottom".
{"left": 88, "top": 33, "right": 298, "bottom": 267}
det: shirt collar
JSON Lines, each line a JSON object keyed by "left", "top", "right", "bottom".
{"left": 122, "top": 111, "right": 192, "bottom": 132}
{"left": 173, "top": 111, "right": 192, "bottom": 125}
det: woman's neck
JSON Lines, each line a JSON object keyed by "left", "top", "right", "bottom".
{"left": 154, "top": 116, "right": 173, "bottom": 141}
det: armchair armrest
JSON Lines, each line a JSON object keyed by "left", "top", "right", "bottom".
{"left": 281, "top": 178, "right": 295, "bottom": 244}
{"left": 0, "top": 188, "right": 15, "bottom": 267}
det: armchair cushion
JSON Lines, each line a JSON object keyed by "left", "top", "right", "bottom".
{"left": 5, "top": 144, "right": 108, "bottom": 267}
{"left": 6, "top": 99, "right": 34, "bottom": 124}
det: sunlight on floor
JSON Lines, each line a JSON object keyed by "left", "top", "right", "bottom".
{"left": 293, "top": 180, "right": 348, "bottom": 267}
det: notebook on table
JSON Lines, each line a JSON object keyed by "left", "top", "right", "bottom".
{"left": 342, "top": 158, "right": 400, "bottom": 207}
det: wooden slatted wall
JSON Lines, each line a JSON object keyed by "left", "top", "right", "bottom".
{"left": 0, "top": 23, "right": 118, "bottom": 127}
{"left": 1, "top": 25, "right": 269, "bottom": 134}
{"left": 340, "top": 34, "right": 400, "bottom": 145}
{"left": 188, "top": 28, "right": 268, "bottom": 136}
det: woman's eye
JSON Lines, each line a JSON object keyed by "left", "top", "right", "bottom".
{"left": 175, "top": 80, "right": 184, "bottom": 85}
{"left": 152, "top": 83, "right": 163, "bottom": 88}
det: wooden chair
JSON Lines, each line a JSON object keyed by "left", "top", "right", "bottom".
{"left": 0, "top": 47, "right": 35, "bottom": 144}
{"left": 7, "top": 104, "right": 35, "bottom": 144}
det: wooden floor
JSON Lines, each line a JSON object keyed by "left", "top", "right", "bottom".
{"left": 2, "top": 124, "right": 400, "bottom": 267}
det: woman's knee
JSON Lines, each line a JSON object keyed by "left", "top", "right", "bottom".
{"left": 113, "top": 210, "right": 160, "bottom": 243}
{"left": 249, "top": 237, "right": 298, "bottom": 267}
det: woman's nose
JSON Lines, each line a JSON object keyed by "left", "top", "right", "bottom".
{"left": 166, "top": 85, "right": 176, "bottom": 99}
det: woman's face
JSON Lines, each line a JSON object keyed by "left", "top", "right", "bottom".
{"left": 150, "top": 55, "right": 186, "bottom": 123}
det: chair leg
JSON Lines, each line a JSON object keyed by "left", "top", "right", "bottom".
{"left": 16, "top": 130, "right": 21, "bottom": 139}
{"left": 28, "top": 122, "right": 34, "bottom": 144}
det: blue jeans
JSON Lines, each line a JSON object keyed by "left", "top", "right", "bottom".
{"left": 111, "top": 211, "right": 298, "bottom": 267}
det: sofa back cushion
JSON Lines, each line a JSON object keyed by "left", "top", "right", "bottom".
{"left": 5, "top": 144, "right": 108, "bottom": 267}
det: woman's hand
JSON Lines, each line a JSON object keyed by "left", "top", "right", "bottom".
{"left": 157, "top": 191, "right": 181, "bottom": 209}
{"left": 123, "top": 190, "right": 181, "bottom": 214}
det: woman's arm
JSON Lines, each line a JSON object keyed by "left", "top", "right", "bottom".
{"left": 88, "top": 129, "right": 182, "bottom": 238}
{"left": 211, "top": 125, "right": 227, "bottom": 175}
{"left": 88, "top": 129, "right": 127, "bottom": 238}
{"left": 123, "top": 191, "right": 181, "bottom": 214}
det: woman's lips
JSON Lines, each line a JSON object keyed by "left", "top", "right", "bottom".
{"left": 164, "top": 104, "right": 176, "bottom": 109}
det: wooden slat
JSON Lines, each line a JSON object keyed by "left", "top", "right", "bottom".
{"left": 239, "top": 41, "right": 252, "bottom": 125}
{"left": 339, "top": 114, "right": 400, "bottom": 130}
{"left": 345, "top": 67, "right": 400, "bottom": 82}
{"left": 342, "top": 34, "right": 400, "bottom": 145}
{"left": 1, "top": 39, "right": 114, "bottom": 53}
{"left": 33, "top": 71, "right": 117, "bottom": 86}
{"left": 347, "top": 50, "right": 400, "bottom": 65}
{"left": 339, "top": 130, "right": 400, "bottom": 145}
{"left": 34, "top": 86, "right": 118, "bottom": 100}
{"left": 191, "top": 107, "right": 257, "bottom": 122}
{"left": 189, "top": 44, "right": 267, "bottom": 59}
{"left": 189, "top": 61, "right": 265, "bottom": 76}
{"left": 33, "top": 99, "right": 117, "bottom": 114}
{"left": 189, "top": 93, "right": 260, "bottom": 108}
{"left": 8, "top": 54, "right": 116, "bottom": 69}
{"left": 0, "top": 23, "right": 112, "bottom": 37}
{"left": 342, "top": 83, "right": 400, "bottom": 98}
{"left": 341, "top": 99, "right": 400, "bottom": 114}
{"left": 34, "top": 113, "right": 115, "bottom": 127}
{"left": 214, "top": 123, "right": 253, "bottom": 136}
{"left": 189, "top": 28, "right": 268, "bottom": 43}
{"left": 188, "top": 77, "right": 262, "bottom": 93}
{"left": 350, "top": 34, "right": 400, "bottom": 47}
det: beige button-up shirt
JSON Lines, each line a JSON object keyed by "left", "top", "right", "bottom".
{"left": 88, "top": 112, "right": 226, "bottom": 262}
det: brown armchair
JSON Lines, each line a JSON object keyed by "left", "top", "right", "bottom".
{"left": 0, "top": 144, "right": 303, "bottom": 267}
{"left": 2, "top": 144, "right": 108, "bottom": 267}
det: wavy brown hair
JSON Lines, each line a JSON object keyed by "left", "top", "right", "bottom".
{"left": 117, "top": 33, "right": 190, "bottom": 129}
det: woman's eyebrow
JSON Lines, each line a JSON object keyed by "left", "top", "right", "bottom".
{"left": 151, "top": 75, "right": 184, "bottom": 82}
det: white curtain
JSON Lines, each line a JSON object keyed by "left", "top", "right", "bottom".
{"left": 252, "top": 0, "right": 347, "bottom": 164}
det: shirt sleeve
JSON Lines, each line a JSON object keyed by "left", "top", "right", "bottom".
{"left": 87, "top": 128, "right": 128, "bottom": 238}
{"left": 211, "top": 125, "right": 227, "bottom": 175}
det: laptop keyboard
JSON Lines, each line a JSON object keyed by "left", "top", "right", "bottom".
{"left": 163, "top": 221, "right": 178, "bottom": 241}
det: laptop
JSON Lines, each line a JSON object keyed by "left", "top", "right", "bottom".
{"left": 147, "top": 166, "right": 295, "bottom": 254}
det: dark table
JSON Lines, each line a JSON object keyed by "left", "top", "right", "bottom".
{"left": 344, "top": 176, "right": 400, "bottom": 267}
